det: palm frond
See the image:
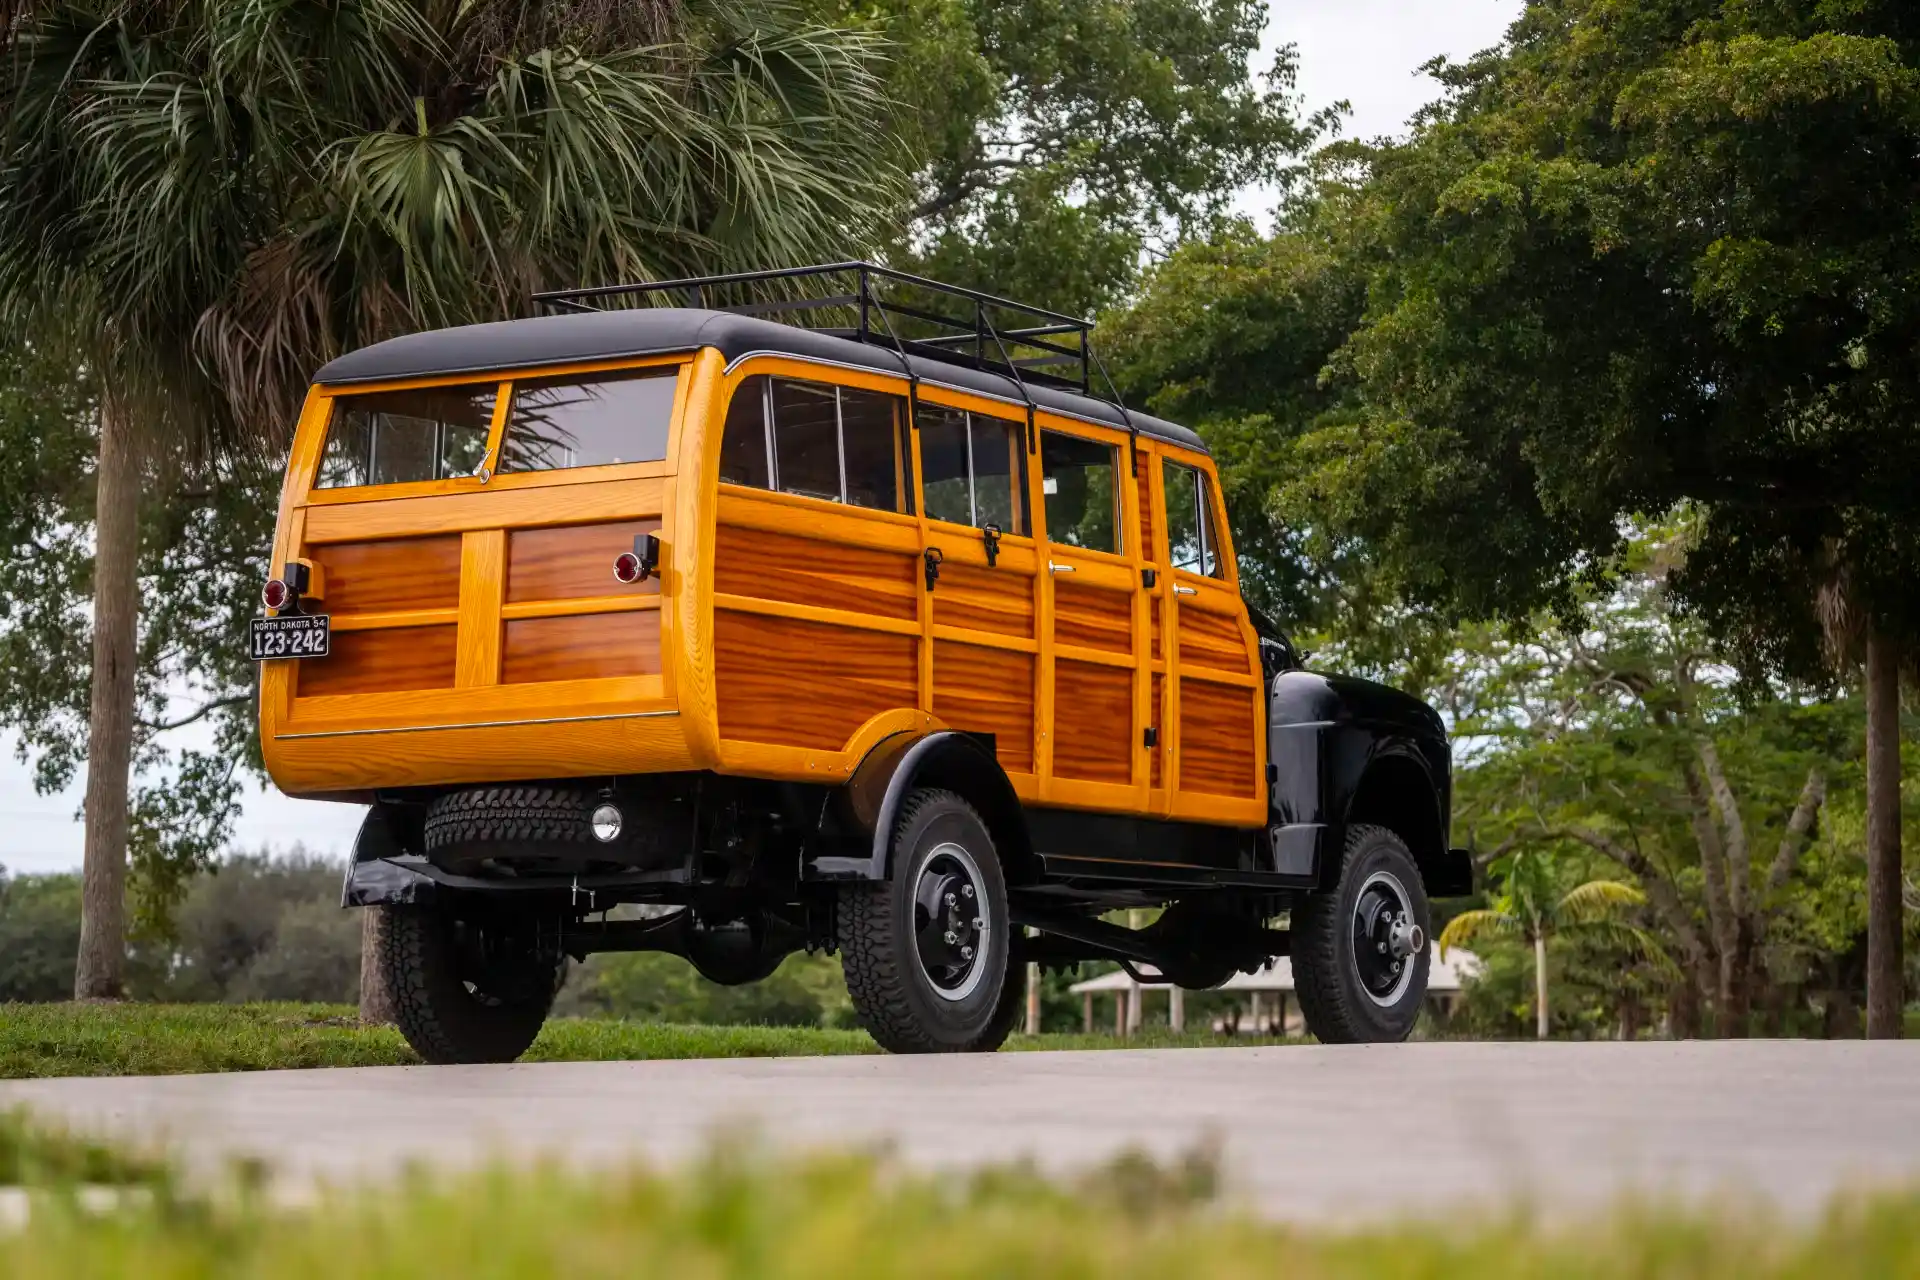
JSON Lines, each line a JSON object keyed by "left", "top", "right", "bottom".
{"left": 1438, "top": 909, "right": 1520, "bottom": 958}
{"left": 1555, "top": 879, "right": 1646, "bottom": 925}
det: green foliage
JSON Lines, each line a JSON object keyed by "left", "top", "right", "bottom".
{"left": 0, "top": 870, "right": 82, "bottom": 1003}
{"left": 823, "top": 0, "right": 1325, "bottom": 313}
{"left": 556, "top": 948, "right": 856, "bottom": 1028}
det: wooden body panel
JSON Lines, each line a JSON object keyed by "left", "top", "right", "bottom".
{"left": 261, "top": 342, "right": 1266, "bottom": 838}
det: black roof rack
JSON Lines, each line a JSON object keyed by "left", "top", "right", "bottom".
{"left": 532, "top": 260, "right": 1106, "bottom": 399}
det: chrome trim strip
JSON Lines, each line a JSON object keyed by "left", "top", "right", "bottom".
{"left": 276, "top": 709, "right": 680, "bottom": 741}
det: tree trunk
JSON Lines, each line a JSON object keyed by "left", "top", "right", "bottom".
{"left": 358, "top": 907, "right": 395, "bottom": 1025}
{"left": 1534, "top": 933, "right": 1549, "bottom": 1040}
{"left": 1864, "top": 627, "right": 1904, "bottom": 1039}
{"left": 1024, "top": 960, "right": 1041, "bottom": 1035}
{"left": 73, "top": 396, "right": 140, "bottom": 1000}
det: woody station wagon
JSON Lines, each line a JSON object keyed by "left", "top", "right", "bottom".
{"left": 254, "top": 264, "right": 1467, "bottom": 1061}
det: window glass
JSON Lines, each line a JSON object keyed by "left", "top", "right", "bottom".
{"left": 1162, "top": 458, "right": 1223, "bottom": 578}
{"left": 499, "top": 369, "right": 676, "bottom": 473}
{"left": 914, "top": 404, "right": 1029, "bottom": 535}
{"left": 1041, "top": 431, "right": 1118, "bottom": 553}
{"left": 719, "top": 375, "right": 909, "bottom": 513}
{"left": 770, "top": 379, "right": 840, "bottom": 501}
{"left": 971, "top": 415, "right": 1027, "bottom": 535}
{"left": 718, "top": 376, "right": 770, "bottom": 489}
{"left": 315, "top": 385, "right": 495, "bottom": 489}
{"left": 916, "top": 405, "right": 973, "bottom": 526}
{"left": 840, "top": 387, "right": 912, "bottom": 514}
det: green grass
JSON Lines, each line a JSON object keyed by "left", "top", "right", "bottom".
{"left": 0, "top": 1002, "right": 1292, "bottom": 1079}
{"left": 0, "top": 1110, "right": 1915, "bottom": 1277}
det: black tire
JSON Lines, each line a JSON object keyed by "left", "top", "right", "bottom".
{"left": 375, "top": 905, "right": 562, "bottom": 1065}
{"left": 838, "top": 788, "right": 1016, "bottom": 1053}
{"left": 424, "top": 786, "right": 592, "bottom": 867}
{"left": 1293, "top": 824, "right": 1431, "bottom": 1044}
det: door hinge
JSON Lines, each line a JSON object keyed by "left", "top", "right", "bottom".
{"left": 1143, "top": 726, "right": 1158, "bottom": 748}
{"left": 982, "top": 522, "right": 1001, "bottom": 568}
{"left": 1141, "top": 567, "right": 1156, "bottom": 589}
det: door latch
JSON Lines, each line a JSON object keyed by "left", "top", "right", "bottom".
{"left": 924, "top": 546, "right": 944, "bottom": 591}
{"left": 982, "top": 522, "right": 1002, "bottom": 568}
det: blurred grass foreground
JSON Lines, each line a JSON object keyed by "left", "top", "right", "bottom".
{"left": 0, "top": 1002, "right": 1292, "bottom": 1079}
{"left": 1, "top": 1112, "right": 1917, "bottom": 1278}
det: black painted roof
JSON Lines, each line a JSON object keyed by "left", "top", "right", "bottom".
{"left": 311, "top": 308, "right": 1208, "bottom": 455}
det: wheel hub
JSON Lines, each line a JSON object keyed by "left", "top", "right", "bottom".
{"left": 912, "top": 842, "right": 991, "bottom": 1001}
{"left": 1350, "top": 870, "right": 1420, "bottom": 1007}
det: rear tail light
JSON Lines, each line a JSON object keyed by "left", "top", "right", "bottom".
{"left": 612, "top": 552, "right": 643, "bottom": 585}
{"left": 261, "top": 578, "right": 291, "bottom": 610}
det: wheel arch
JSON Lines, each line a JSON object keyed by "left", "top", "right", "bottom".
{"left": 1337, "top": 744, "right": 1469, "bottom": 898}
{"left": 823, "top": 731, "right": 1035, "bottom": 884}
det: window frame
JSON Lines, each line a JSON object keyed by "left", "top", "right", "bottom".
{"left": 1037, "top": 426, "right": 1125, "bottom": 557}
{"left": 719, "top": 373, "right": 914, "bottom": 515}
{"left": 1161, "top": 455, "right": 1228, "bottom": 582}
{"left": 301, "top": 357, "right": 688, "bottom": 505}
{"left": 915, "top": 403, "right": 1030, "bottom": 536}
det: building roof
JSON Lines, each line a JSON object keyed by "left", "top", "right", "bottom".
{"left": 311, "top": 307, "right": 1209, "bottom": 455}
{"left": 1068, "top": 947, "right": 1483, "bottom": 995}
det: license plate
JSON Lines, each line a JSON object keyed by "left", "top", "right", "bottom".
{"left": 249, "top": 613, "right": 331, "bottom": 661}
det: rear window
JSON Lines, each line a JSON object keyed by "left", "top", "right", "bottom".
{"left": 499, "top": 369, "right": 677, "bottom": 473}
{"left": 314, "top": 386, "right": 496, "bottom": 489}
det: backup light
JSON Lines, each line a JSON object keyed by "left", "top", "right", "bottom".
{"left": 591, "top": 804, "right": 623, "bottom": 843}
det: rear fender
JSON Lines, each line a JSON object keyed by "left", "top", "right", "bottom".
{"left": 807, "top": 731, "right": 1032, "bottom": 883}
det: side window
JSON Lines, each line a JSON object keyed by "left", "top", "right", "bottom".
{"left": 499, "top": 368, "right": 676, "bottom": 472}
{"left": 914, "top": 404, "right": 1029, "bottom": 534}
{"left": 1163, "top": 458, "right": 1225, "bottom": 579}
{"left": 1040, "top": 431, "right": 1119, "bottom": 554}
{"left": 315, "top": 385, "right": 496, "bottom": 489}
{"left": 718, "top": 374, "right": 911, "bottom": 514}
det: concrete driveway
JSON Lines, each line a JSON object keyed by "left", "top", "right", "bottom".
{"left": 3, "top": 1040, "right": 1917, "bottom": 1220}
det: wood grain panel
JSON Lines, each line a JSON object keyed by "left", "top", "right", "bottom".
{"left": 1052, "top": 658, "right": 1133, "bottom": 785}
{"left": 502, "top": 612, "right": 661, "bottom": 685}
{"left": 508, "top": 520, "right": 662, "bottom": 603}
{"left": 1150, "top": 596, "right": 1163, "bottom": 662}
{"left": 1052, "top": 579, "right": 1132, "bottom": 654}
{"left": 716, "top": 611, "right": 918, "bottom": 749}
{"left": 296, "top": 625, "right": 456, "bottom": 697}
{"left": 314, "top": 536, "right": 462, "bottom": 615}
{"left": 1178, "top": 605, "right": 1252, "bottom": 675}
{"left": 933, "top": 642, "right": 1035, "bottom": 773}
{"left": 303, "top": 476, "right": 664, "bottom": 541}
{"left": 1136, "top": 457, "right": 1158, "bottom": 562}
{"left": 933, "top": 563, "right": 1034, "bottom": 638}
{"left": 1150, "top": 672, "right": 1164, "bottom": 790}
{"left": 1178, "top": 679, "right": 1259, "bottom": 798}
{"left": 715, "top": 523, "right": 918, "bottom": 622}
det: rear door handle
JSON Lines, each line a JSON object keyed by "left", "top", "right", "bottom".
{"left": 1173, "top": 585, "right": 1198, "bottom": 596}
{"left": 1048, "top": 562, "right": 1077, "bottom": 574}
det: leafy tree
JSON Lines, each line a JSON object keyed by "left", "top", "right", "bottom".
{"left": 0, "top": 0, "right": 897, "bottom": 999}
{"left": 1440, "top": 850, "right": 1663, "bottom": 1039}
{"left": 0, "top": 868, "right": 83, "bottom": 1002}
{"left": 814, "top": 0, "right": 1328, "bottom": 314}
{"left": 1260, "top": 1, "right": 1920, "bottom": 1034}
{"left": 556, "top": 948, "right": 854, "bottom": 1027}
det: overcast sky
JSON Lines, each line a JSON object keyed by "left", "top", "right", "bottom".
{"left": 0, "top": 0, "right": 1524, "bottom": 877}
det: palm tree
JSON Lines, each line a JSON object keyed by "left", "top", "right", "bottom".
{"left": 1439, "top": 850, "right": 1667, "bottom": 1039}
{"left": 0, "top": 0, "right": 898, "bottom": 998}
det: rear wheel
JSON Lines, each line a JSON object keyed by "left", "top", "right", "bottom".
{"left": 374, "top": 905, "right": 562, "bottom": 1064}
{"left": 838, "top": 789, "right": 1015, "bottom": 1053}
{"left": 1293, "top": 824, "right": 1431, "bottom": 1044}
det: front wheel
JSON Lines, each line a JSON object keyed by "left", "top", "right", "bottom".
{"left": 374, "top": 905, "right": 562, "bottom": 1064}
{"left": 838, "top": 788, "right": 1017, "bottom": 1053}
{"left": 1293, "top": 824, "right": 1431, "bottom": 1043}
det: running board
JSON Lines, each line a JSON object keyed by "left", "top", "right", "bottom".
{"left": 1036, "top": 853, "right": 1309, "bottom": 891}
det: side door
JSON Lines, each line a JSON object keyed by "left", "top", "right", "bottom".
{"left": 916, "top": 401, "right": 1042, "bottom": 787}
{"left": 1036, "top": 425, "right": 1143, "bottom": 811}
{"left": 1161, "top": 454, "right": 1266, "bottom": 824}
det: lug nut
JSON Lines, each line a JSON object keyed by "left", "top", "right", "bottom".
{"left": 945, "top": 892, "right": 956, "bottom": 906}
{"left": 962, "top": 885, "right": 974, "bottom": 899}
{"left": 971, "top": 917, "right": 983, "bottom": 929}
{"left": 944, "top": 930, "right": 957, "bottom": 945}
{"left": 961, "top": 946, "right": 974, "bottom": 959}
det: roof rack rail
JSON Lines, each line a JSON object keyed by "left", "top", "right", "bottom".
{"left": 531, "top": 261, "right": 1097, "bottom": 395}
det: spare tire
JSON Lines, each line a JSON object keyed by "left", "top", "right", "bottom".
{"left": 423, "top": 786, "right": 594, "bottom": 871}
